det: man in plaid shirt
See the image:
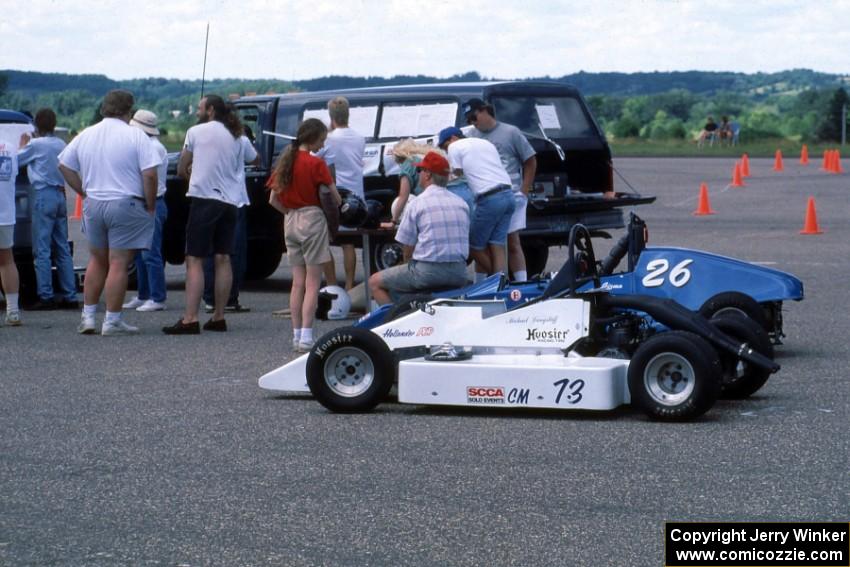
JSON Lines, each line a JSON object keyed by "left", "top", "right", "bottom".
{"left": 368, "top": 152, "right": 469, "bottom": 305}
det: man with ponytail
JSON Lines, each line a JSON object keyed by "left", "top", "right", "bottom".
{"left": 268, "top": 119, "right": 342, "bottom": 352}
{"left": 164, "top": 95, "right": 259, "bottom": 334}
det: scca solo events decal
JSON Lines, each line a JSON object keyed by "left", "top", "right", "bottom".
{"left": 467, "top": 387, "right": 530, "bottom": 405}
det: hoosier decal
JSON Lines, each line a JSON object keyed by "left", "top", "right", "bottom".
{"left": 525, "top": 328, "right": 571, "bottom": 342}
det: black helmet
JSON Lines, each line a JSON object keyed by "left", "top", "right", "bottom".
{"left": 338, "top": 189, "right": 368, "bottom": 228}
{"left": 361, "top": 199, "right": 384, "bottom": 229}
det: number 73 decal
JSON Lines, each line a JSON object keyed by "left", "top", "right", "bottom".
{"left": 641, "top": 259, "right": 694, "bottom": 288}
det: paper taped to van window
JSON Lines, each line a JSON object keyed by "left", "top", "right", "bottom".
{"left": 363, "top": 144, "right": 382, "bottom": 176}
{"left": 348, "top": 106, "right": 378, "bottom": 138}
{"left": 379, "top": 103, "right": 457, "bottom": 138}
{"left": 535, "top": 104, "right": 561, "bottom": 130}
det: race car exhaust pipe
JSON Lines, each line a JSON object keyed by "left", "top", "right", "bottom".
{"left": 598, "top": 294, "right": 781, "bottom": 373}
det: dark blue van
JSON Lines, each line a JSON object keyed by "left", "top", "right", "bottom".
{"left": 164, "top": 81, "right": 654, "bottom": 278}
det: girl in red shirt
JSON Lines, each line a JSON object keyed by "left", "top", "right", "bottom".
{"left": 269, "top": 119, "right": 341, "bottom": 352}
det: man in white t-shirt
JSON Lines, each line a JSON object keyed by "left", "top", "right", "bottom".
{"left": 58, "top": 89, "right": 160, "bottom": 336}
{"left": 163, "top": 95, "right": 259, "bottom": 335}
{"left": 439, "top": 126, "right": 515, "bottom": 279}
{"left": 315, "top": 96, "right": 365, "bottom": 290}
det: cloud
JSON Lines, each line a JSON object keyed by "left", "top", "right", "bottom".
{"left": 1, "top": 0, "right": 849, "bottom": 80}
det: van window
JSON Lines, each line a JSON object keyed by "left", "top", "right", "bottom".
{"left": 302, "top": 105, "right": 379, "bottom": 139}
{"left": 491, "top": 95, "right": 594, "bottom": 138}
{"left": 378, "top": 101, "right": 458, "bottom": 139}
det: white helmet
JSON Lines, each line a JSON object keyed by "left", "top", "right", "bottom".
{"left": 390, "top": 194, "right": 416, "bottom": 223}
{"left": 316, "top": 285, "right": 351, "bottom": 320}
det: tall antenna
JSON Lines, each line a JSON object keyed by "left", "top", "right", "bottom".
{"left": 200, "top": 22, "right": 210, "bottom": 98}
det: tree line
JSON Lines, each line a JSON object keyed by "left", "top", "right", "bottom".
{"left": 1, "top": 69, "right": 848, "bottom": 143}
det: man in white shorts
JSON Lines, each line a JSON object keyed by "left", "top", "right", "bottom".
{"left": 315, "top": 96, "right": 365, "bottom": 290}
{"left": 464, "top": 98, "right": 537, "bottom": 281}
{"left": 59, "top": 90, "right": 160, "bottom": 336}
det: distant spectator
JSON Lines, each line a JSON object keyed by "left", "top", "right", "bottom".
{"left": 698, "top": 116, "right": 718, "bottom": 144}
{"left": 123, "top": 109, "right": 170, "bottom": 313}
{"left": 388, "top": 138, "right": 431, "bottom": 224}
{"left": 17, "top": 107, "right": 78, "bottom": 311}
{"left": 0, "top": 145, "right": 22, "bottom": 326}
{"left": 58, "top": 89, "right": 160, "bottom": 336}
{"left": 719, "top": 115, "right": 733, "bottom": 142}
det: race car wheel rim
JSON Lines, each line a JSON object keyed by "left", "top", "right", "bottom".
{"left": 643, "top": 352, "right": 696, "bottom": 406}
{"left": 324, "top": 347, "right": 375, "bottom": 398}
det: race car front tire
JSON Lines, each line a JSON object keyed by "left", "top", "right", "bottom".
{"left": 306, "top": 327, "right": 395, "bottom": 413}
{"left": 628, "top": 331, "right": 722, "bottom": 421}
{"left": 709, "top": 312, "right": 774, "bottom": 399}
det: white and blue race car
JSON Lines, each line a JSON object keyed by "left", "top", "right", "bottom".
{"left": 260, "top": 225, "right": 780, "bottom": 421}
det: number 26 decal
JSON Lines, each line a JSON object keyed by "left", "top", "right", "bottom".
{"left": 641, "top": 259, "right": 694, "bottom": 288}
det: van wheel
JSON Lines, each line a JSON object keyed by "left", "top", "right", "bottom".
{"left": 306, "top": 327, "right": 395, "bottom": 413}
{"left": 371, "top": 241, "right": 404, "bottom": 273}
{"left": 245, "top": 238, "right": 282, "bottom": 280}
{"left": 629, "top": 331, "right": 721, "bottom": 421}
{"left": 710, "top": 313, "right": 774, "bottom": 399}
{"left": 699, "top": 292, "right": 767, "bottom": 331}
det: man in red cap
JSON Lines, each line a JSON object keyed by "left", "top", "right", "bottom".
{"left": 368, "top": 151, "right": 469, "bottom": 305}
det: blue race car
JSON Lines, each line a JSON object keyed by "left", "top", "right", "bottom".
{"left": 354, "top": 214, "right": 803, "bottom": 344}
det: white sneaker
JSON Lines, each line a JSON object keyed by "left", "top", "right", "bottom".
{"left": 122, "top": 297, "right": 145, "bottom": 309}
{"left": 296, "top": 339, "right": 315, "bottom": 353}
{"left": 78, "top": 315, "right": 96, "bottom": 334}
{"left": 5, "top": 310, "right": 22, "bottom": 326}
{"left": 101, "top": 319, "right": 140, "bottom": 336}
{"left": 137, "top": 300, "right": 167, "bottom": 312}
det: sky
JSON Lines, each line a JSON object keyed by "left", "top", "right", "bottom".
{"left": 2, "top": 0, "right": 850, "bottom": 81}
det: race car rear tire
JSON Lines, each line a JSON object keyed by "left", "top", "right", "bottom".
{"left": 698, "top": 292, "right": 768, "bottom": 332}
{"left": 306, "top": 327, "right": 395, "bottom": 413}
{"left": 628, "top": 331, "right": 722, "bottom": 421}
{"left": 709, "top": 313, "right": 774, "bottom": 399}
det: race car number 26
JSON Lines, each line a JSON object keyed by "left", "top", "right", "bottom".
{"left": 641, "top": 259, "right": 694, "bottom": 288}
{"left": 553, "top": 378, "right": 585, "bottom": 405}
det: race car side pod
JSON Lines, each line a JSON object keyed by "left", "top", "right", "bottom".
{"left": 597, "top": 294, "right": 780, "bottom": 373}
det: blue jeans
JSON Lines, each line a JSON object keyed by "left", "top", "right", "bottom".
{"left": 203, "top": 205, "right": 246, "bottom": 305}
{"left": 135, "top": 197, "right": 168, "bottom": 302}
{"left": 31, "top": 188, "right": 77, "bottom": 301}
{"left": 469, "top": 187, "right": 515, "bottom": 250}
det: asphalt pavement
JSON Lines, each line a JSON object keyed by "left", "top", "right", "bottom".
{"left": 1, "top": 157, "right": 847, "bottom": 566}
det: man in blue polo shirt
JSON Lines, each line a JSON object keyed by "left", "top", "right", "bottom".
{"left": 17, "top": 108, "right": 79, "bottom": 310}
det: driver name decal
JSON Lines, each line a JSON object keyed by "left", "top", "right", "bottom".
{"left": 382, "top": 328, "right": 416, "bottom": 339}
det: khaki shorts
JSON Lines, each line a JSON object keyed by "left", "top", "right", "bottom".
{"left": 284, "top": 206, "right": 331, "bottom": 266}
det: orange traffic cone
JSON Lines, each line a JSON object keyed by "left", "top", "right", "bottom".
{"left": 693, "top": 183, "right": 716, "bottom": 216}
{"left": 800, "top": 196, "right": 823, "bottom": 235}
{"left": 835, "top": 150, "right": 844, "bottom": 173}
{"left": 827, "top": 149, "right": 838, "bottom": 173}
{"left": 800, "top": 144, "right": 809, "bottom": 165}
{"left": 731, "top": 162, "right": 745, "bottom": 187}
{"left": 71, "top": 195, "right": 82, "bottom": 220}
{"left": 821, "top": 150, "right": 830, "bottom": 170}
{"left": 773, "top": 149, "right": 784, "bottom": 171}
{"left": 741, "top": 153, "right": 751, "bottom": 177}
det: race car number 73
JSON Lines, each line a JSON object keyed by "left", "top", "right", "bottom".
{"left": 641, "top": 259, "right": 694, "bottom": 288}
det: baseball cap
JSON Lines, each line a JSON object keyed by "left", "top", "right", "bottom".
{"left": 461, "top": 97, "right": 489, "bottom": 119}
{"left": 130, "top": 109, "right": 160, "bottom": 136}
{"left": 413, "top": 152, "right": 450, "bottom": 176}
{"left": 437, "top": 126, "right": 464, "bottom": 148}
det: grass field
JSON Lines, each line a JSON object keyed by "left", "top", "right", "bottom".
{"left": 609, "top": 137, "right": 846, "bottom": 158}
